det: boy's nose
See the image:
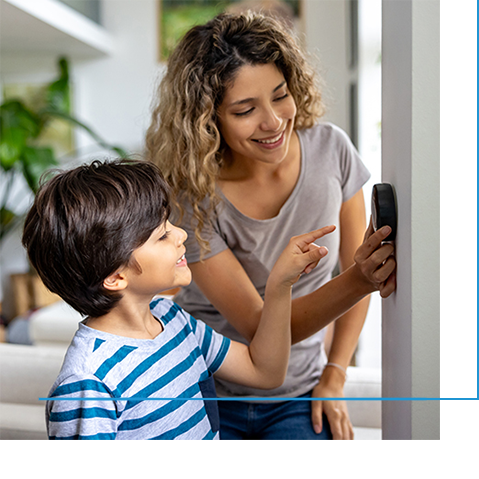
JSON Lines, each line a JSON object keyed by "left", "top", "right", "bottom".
{"left": 176, "top": 225, "right": 188, "bottom": 245}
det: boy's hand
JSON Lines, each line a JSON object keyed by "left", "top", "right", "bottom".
{"left": 269, "top": 225, "right": 336, "bottom": 288}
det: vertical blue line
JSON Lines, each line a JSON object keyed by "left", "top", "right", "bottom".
{"left": 477, "top": 1, "right": 479, "bottom": 400}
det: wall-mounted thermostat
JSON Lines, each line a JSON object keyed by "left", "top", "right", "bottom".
{"left": 371, "top": 183, "right": 397, "bottom": 241}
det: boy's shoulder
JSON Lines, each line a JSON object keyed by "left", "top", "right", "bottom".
{"left": 47, "top": 323, "right": 106, "bottom": 398}
{"left": 149, "top": 297, "right": 191, "bottom": 326}
{"left": 58, "top": 299, "right": 188, "bottom": 371}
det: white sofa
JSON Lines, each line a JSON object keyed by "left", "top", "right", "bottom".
{"left": 0, "top": 300, "right": 381, "bottom": 440}
{"left": 343, "top": 366, "right": 382, "bottom": 439}
{"left": 0, "top": 343, "right": 65, "bottom": 439}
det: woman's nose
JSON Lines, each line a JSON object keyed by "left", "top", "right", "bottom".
{"left": 260, "top": 106, "right": 282, "bottom": 131}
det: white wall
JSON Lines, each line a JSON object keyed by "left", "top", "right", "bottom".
{"left": 355, "top": 0, "right": 382, "bottom": 368}
{"left": 381, "top": 0, "right": 440, "bottom": 440}
{"left": 72, "top": 0, "right": 159, "bottom": 156}
{"left": 302, "top": 0, "right": 351, "bottom": 134}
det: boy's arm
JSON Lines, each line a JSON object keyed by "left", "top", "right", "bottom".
{"left": 214, "top": 226, "right": 333, "bottom": 389}
{"left": 47, "top": 374, "right": 118, "bottom": 440}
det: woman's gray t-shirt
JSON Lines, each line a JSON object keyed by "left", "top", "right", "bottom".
{"left": 174, "top": 122, "right": 371, "bottom": 399}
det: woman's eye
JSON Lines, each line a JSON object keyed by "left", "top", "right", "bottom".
{"left": 234, "top": 108, "right": 254, "bottom": 117}
{"left": 274, "top": 93, "right": 289, "bottom": 102}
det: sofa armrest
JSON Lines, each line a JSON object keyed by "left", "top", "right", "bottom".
{"left": 30, "top": 301, "right": 83, "bottom": 347}
{"left": 344, "top": 366, "right": 382, "bottom": 429}
{"left": 0, "top": 404, "right": 48, "bottom": 440}
{"left": 0, "top": 343, "right": 66, "bottom": 404}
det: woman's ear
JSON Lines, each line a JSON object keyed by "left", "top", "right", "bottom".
{"left": 103, "top": 271, "right": 128, "bottom": 291}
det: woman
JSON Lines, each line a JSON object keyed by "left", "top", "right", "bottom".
{"left": 146, "top": 11, "right": 395, "bottom": 440}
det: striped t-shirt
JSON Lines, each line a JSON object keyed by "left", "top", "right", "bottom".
{"left": 46, "top": 298, "right": 231, "bottom": 440}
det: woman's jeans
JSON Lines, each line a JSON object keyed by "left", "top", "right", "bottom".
{"left": 218, "top": 391, "right": 333, "bottom": 440}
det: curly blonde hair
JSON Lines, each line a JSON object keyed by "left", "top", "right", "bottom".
{"left": 146, "top": 11, "right": 325, "bottom": 257}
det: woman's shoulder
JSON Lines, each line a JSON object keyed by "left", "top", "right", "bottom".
{"left": 297, "top": 122, "right": 352, "bottom": 145}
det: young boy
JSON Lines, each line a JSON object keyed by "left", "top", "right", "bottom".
{"left": 22, "top": 159, "right": 332, "bottom": 440}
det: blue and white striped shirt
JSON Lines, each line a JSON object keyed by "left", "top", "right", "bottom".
{"left": 46, "top": 298, "right": 231, "bottom": 440}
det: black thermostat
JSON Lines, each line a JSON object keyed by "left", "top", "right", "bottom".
{"left": 371, "top": 183, "right": 397, "bottom": 241}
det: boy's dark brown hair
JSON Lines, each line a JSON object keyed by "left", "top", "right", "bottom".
{"left": 22, "top": 159, "right": 171, "bottom": 318}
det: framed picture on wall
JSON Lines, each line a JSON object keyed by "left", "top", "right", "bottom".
{"left": 158, "top": 0, "right": 301, "bottom": 62}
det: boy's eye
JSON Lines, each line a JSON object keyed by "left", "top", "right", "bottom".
{"left": 159, "top": 231, "right": 171, "bottom": 241}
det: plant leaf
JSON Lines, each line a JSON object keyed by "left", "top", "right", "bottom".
{"left": 42, "top": 108, "right": 129, "bottom": 158}
{"left": 0, "top": 101, "right": 41, "bottom": 169}
{"left": 22, "top": 146, "right": 58, "bottom": 192}
{"left": 0, "top": 206, "right": 20, "bottom": 242}
{"left": 0, "top": 132, "right": 24, "bottom": 168}
{"left": 0, "top": 206, "right": 15, "bottom": 226}
{"left": 0, "top": 100, "right": 40, "bottom": 136}
{"left": 45, "top": 57, "right": 71, "bottom": 114}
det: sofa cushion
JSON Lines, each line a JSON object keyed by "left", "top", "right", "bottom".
{"left": 353, "top": 426, "right": 382, "bottom": 440}
{"left": 0, "top": 403, "right": 47, "bottom": 440}
{"left": 30, "top": 301, "right": 83, "bottom": 347}
{"left": 344, "top": 367, "right": 382, "bottom": 429}
{"left": 0, "top": 343, "right": 65, "bottom": 404}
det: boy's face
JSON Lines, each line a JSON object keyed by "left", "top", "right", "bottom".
{"left": 124, "top": 220, "right": 192, "bottom": 296}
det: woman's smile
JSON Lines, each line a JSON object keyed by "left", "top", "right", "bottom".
{"left": 252, "top": 129, "right": 286, "bottom": 149}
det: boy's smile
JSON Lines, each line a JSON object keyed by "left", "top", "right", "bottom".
{"left": 176, "top": 254, "right": 187, "bottom": 267}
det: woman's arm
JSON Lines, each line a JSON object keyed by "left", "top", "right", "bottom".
{"left": 326, "top": 189, "right": 371, "bottom": 369}
{"left": 310, "top": 189, "right": 371, "bottom": 440}
{"left": 189, "top": 221, "right": 394, "bottom": 344}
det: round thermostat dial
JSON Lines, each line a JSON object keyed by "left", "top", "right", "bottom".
{"left": 371, "top": 183, "right": 397, "bottom": 241}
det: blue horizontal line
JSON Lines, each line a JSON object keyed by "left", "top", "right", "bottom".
{"left": 39, "top": 397, "right": 479, "bottom": 402}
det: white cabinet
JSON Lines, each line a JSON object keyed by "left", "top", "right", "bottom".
{"left": 0, "top": 0, "right": 113, "bottom": 61}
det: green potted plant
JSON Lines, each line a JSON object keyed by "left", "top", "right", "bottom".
{"left": 0, "top": 57, "right": 127, "bottom": 244}
{"left": 1, "top": 57, "right": 129, "bottom": 318}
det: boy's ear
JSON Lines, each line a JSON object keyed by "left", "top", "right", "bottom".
{"left": 103, "top": 271, "right": 128, "bottom": 291}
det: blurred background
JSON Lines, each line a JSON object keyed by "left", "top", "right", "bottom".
{"left": 0, "top": 0, "right": 382, "bottom": 368}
